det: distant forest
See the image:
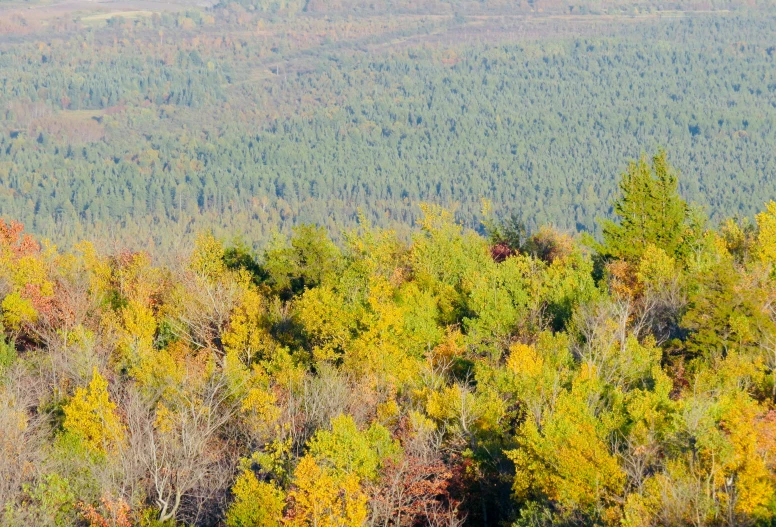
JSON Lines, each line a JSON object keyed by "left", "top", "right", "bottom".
{"left": 0, "top": 2, "right": 775, "bottom": 247}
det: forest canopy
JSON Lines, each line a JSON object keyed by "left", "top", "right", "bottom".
{"left": 0, "top": 4, "right": 775, "bottom": 247}
{"left": 1, "top": 153, "right": 776, "bottom": 527}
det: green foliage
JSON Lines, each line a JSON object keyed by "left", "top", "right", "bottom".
{"left": 0, "top": 202, "right": 774, "bottom": 525}
{"left": 0, "top": 336, "right": 16, "bottom": 371}
{"left": 1, "top": 131, "right": 776, "bottom": 527}
{"left": 2, "top": 14, "right": 776, "bottom": 248}
{"left": 17, "top": 474, "right": 78, "bottom": 527}
{"left": 264, "top": 225, "right": 342, "bottom": 298}
{"left": 486, "top": 212, "right": 529, "bottom": 252}
{"left": 463, "top": 254, "right": 537, "bottom": 341}
{"left": 223, "top": 240, "right": 268, "bottom": 286}
{"left": 600, "top": 150, "right": 689, "bottom": 262}
{"left": 682, "top": 262, "right": 776, "bottom": 362}
{"left": 307, "top": 414, "right": 400, "bottom": 481}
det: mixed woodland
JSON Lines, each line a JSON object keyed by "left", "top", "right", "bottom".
{"left": 0, "top": 2, "right": 776, "bottom": 247}
{"left": 2, "top": 1, "right": 776, "bottom": 525}
{"left": 1, "top": 151, "right": 776, "bottom": 526}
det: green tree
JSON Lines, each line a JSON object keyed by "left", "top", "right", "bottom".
{"left": 264, "top": 225, "right": 342, "bottom": 298}
{"left": 600, "top": 150, "right": 688, "bottom": 262}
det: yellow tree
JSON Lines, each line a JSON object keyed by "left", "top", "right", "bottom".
{"left": 62, "top": 367, "right": 124, "bottom": 454}
{"left": 507, "top": 371, "right": 626, "bottom": 525}
{"left": 222, "top": 288, "right": 273, "bottom": 366}
{"left": 755, "top": 200, "right": 776, "bottom": 265}
{"left": 0, "top": 220, "right": 53, "bottom": 333}
{"left": 286, "top": 455, "right": 367, "bottom": 527}
{"left": 717, "top": 392, "right": 775, "bottom": 522}
{"left": 346, "top": 276, "right": 419, "bottom": 386}
{"left": 226, "top": 470, "right": 285, "bottom": 527}
{"left": 286, "top": 415, "right": 398, "bottom": 526}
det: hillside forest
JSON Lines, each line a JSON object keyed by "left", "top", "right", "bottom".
{"left": 1, "top": 151, "right": 776, "bottom": 527}
{"left": 0, "top": 1, "right": 776, "bottom": 247}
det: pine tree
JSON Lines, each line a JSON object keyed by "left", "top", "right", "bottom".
{"left": 600, "top": 150, "right": 688, "bottom": 262}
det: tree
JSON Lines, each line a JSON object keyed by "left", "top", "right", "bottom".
{"left": 62, "top": 367, "right": 124, "bottom": 455}
{"left": 264, "top": 225, "right": 342, "bottom": 298}
{"left": 285, "top": 455, "right": 368, "bottom": 527}
{"left": 681, "top": 262, "right": 775, "bottom": 362}
{"left": 507, "top": 384, "right": 626, "bottom": 525}
{"left": 225, "top": 470, "right": 284, "bottom": 527}
{"left": 140, "top": 371, "right": 242, "bottom": 523}
{"left": 755, "top": 201, "right": 776, "bottom": 266}
{"left": 600, "top": 150, "right": 688, "bottom": 262}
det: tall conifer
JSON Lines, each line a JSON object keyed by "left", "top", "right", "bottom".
{"left": 600, "top": 150, "right": 688, "bottom": 261}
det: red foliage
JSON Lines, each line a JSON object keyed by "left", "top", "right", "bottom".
{"left": 77, "top": 496, "right": 132, "bottom": 527}
{"left": 22, "top": 282, "right": 53, "bottom": 317}
{"left": 490, "top": 243, "right": 513, "bottom": 263}
{"left": 757, "top": 410, "right": 776, "bottom": 470}
{"left": 371, "top": 420, "right": 463, "bottom": 526}
{"left": 0, "top": 219, "right": 40, "bottom": 257}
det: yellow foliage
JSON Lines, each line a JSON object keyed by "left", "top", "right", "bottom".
{"left": 425, "top": 382, "right": 503, "bottom": 433}
{"left": 286, "top": 455, "right": 367, "bottom": 527}
{"left": 241, "top": 382, "right": 281, "bottom": 438}
{"left": 507, "top": 391, "right": 626, "bottom": 518}
{"left": 226, "top": 470, "right": 285, "bottom": 527}
{"left": 428, "top": 328, "right": 465, "bottom": 367}
{"left": 192, "top": 232, "right": 226, "bottom": 279}
{"left": 63, "top": 368, "right": 125, "bottom": 454}
{"left": 719, "top": 393, "right": 775, "bottom": 519}
{"left": 636, "top": 244, "right": 676, "bottom": 288}
{"left": 417, "top": 203, "right": 457, "bottom": 233}
{"left": 755, "top": 200, "right": 776, "bottom": 264}
{"left": 621, "top": 492, "right": 658, "bottom": 527}
{"left": 223, "top": 288, "right": 272, "bottom": 365}
{"left": 12, "top": 255, "right": 54, "bottom": 296}
{"left": 296, "top": 286, "right": 354, "bottom": 363}
{"left": 121, "top": 300, "right": 157, "bottom": 351}
{"left": 74, "top": 241, "right": 113, "bottom": 297}
{"left": 346, "top": 276, "right": 418, "bottom": 386}
{"left": 506, "top": 342, "right": 543, "bottom": 378}
{"left": 154, "top": 402, "right": 176, "bottom": 435}
{"left": 716, "top": 223, "right": 737, "bottom": 257}
{"left": 376, "top": 399, "right": 400, "bottom": 425}
{"left": 2, "top": 291, "right": 38, "bottom": 330}
{"left": 130, "top": 340, "right": 196, "bottom": 401}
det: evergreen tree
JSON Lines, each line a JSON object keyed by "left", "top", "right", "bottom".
{"left": 600, "top": 150, "right": 688, "bottom": 262}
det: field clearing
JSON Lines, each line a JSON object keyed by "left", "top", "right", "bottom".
{"left": 0, "top": 0, "right": 209, "bottom": 24}
{"left": 80, "top": 9, "right": 155, "bottom": 21}
{"left": 60, "top": 109, "right": 107, "bottom": 120}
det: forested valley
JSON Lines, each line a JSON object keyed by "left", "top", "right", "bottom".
{"left": 1, "top": 151, "right": 776, "bottom": 527}
{"left": 1, "top": 0, "right": 775, "bottom": 247}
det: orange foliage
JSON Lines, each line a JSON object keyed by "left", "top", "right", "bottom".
{"left": 0, "top": 219, "right": 40, "bottom": 258}
{"left": 77, "top": 496, "right": 132, "bottom": 527}
{"left": 605, "top": 259, "right": 642, "bottom": 300}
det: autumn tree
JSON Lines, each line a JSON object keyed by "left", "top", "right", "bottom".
{"left": 63, "top": 367, "right": 125, "bottom": 455}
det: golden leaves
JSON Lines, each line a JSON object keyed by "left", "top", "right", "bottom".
{"left": 63, "top": 368, "right": 124, "bottom": 455}
{"left": 755, "top": 201, "right": 776, "bottom": 265}
{"left": 286, "top": 456, "right": 368, "bottom": 527}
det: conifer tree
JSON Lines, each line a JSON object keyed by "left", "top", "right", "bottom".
{"left": 600, "top": 150, "right": 688, "bottom": 262}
